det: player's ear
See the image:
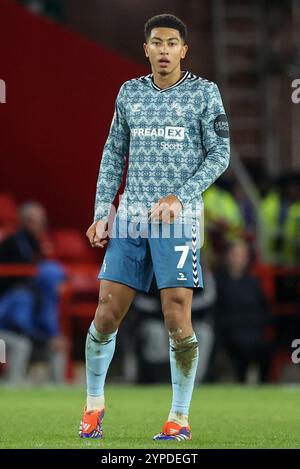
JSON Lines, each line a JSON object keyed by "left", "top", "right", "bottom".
{"left": 181, "top": 44, "right": 188, "bottom": 59}
{"left": 143, "top": 43, "right": 149, "bottom": 58}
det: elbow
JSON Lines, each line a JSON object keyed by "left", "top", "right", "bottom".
{"left": 222, "top": 153, "right": 230, "bottom": 172}
{"left": 216, "top": 152, "right": 230, "bottom": 178}
{"left": 220, "top": 144, "right": 231, "bottom": 173}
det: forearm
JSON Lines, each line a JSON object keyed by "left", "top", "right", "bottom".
{"left": 93, "top": 143, "right": 126, "bottom": 222}
{"left": 174, "top": 146, "right": 230, "bottom": 206}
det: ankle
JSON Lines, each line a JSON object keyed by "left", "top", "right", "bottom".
{"left": 168, "top": 411, "right": 189, "bottom": 427}
{"left": 86, "top": 394, "right": 105, "bottom": 411}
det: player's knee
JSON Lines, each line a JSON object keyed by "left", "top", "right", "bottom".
{"left": 164, "top": 314, "right": 187, "bottom": 339}
{"left": 94, "top": 296, "right": 124, "bottom": 333}
{"left": 162, "top": 298, "right": 185, "bottom": 325}
{"left": 162, "top": 296, "right": 186, "bottom": 315}
{"left": 162, "top": 298, "right": 192, "bottom": 339}
{"left": 94, "top": 310, "right": 118, "bottom": 333}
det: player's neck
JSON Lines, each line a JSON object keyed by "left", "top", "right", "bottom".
{"left": 152, "top": 68, "right": 183, "bottom": 90}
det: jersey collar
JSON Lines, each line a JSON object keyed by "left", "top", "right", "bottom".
{"left": 150, "top": 71, "right": 189, "bottom": 92}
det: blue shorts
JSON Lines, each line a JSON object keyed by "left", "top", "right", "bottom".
{"left": 98, "top": 216, "right": 203, "bottom": 292}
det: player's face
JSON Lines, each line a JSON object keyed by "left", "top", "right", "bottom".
{"left": 143, "top": 27, "right": 188, "bottom": 76}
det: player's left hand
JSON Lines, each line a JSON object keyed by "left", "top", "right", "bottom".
{"left": 149, "top": 195, "right": 183, "bottom": 223}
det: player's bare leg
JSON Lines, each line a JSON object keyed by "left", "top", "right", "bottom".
{"left": 94, "top": 279, "right": 137, "bottom": 333}
{"left": 153, "top": 287, "right": 198, "bottom": 441}
{"left": 79, "top": 280, "right": 136, "bottom": 439}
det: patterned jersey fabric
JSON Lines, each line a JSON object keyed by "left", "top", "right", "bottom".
{"left": 94, "top": 71, "right": 230, "bottom": 225}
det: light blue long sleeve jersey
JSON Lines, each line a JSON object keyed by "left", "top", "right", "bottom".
{"left": 94, "top": 71, "right": 230, "bottom": 225}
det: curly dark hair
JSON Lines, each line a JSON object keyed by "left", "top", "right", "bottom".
{"left": 144, "top": 14, "right": 187, "bottom": 44}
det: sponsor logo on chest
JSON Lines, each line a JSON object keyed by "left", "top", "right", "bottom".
{"left": 131, "top": 126, "right": 185, "bottom": 140}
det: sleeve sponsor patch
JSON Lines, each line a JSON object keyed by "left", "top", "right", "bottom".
{"left": 214, "top": 114, "right": 229, "bottom": 138}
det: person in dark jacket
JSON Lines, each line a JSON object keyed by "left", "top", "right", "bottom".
{"left": 215, "top": 240, "right": 273, "bottom": 383}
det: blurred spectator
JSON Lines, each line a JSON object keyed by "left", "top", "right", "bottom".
{"left": 203, "top": 180, "right": 244, "bottom": 267}
{"left": 260, "top": 172, "right": 300, "bottom": 266}
{"left": 214, "top": 240, "right": 273, "bottom": 383}
{"left": 131, "top": 264, "right": 216, "bottom": 384}
{"left": 0, "top": 201, "right": 67, "bottom": 385}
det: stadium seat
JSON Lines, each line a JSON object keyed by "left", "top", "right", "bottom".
{"left": 0, "top": 193, "right": 18, "bottom": 231}
{"left": 51, "top": 229, "right": 97, "bottom": 263}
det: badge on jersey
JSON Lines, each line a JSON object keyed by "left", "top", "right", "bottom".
{"left": 214, "top": 114, "right": 229, "bottom": 138}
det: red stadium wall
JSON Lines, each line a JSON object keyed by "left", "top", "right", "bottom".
{"left": 0, "top": 0, "right": 147, "bottom": 230}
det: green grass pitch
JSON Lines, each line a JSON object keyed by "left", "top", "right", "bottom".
{"left": 0, "top": 385, "right": 299, "bottom": 449}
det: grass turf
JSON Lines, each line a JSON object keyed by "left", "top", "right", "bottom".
{"left": 0, "top": 384, "right": 299, "bottom": 449}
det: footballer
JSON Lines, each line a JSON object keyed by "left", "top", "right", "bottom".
{"left": 79, "top": 13, "right": 230, "bottom": 441}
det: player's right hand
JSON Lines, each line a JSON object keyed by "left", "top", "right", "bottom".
{"left": 86, "top": 220, "right": 108, "bottom": 248}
